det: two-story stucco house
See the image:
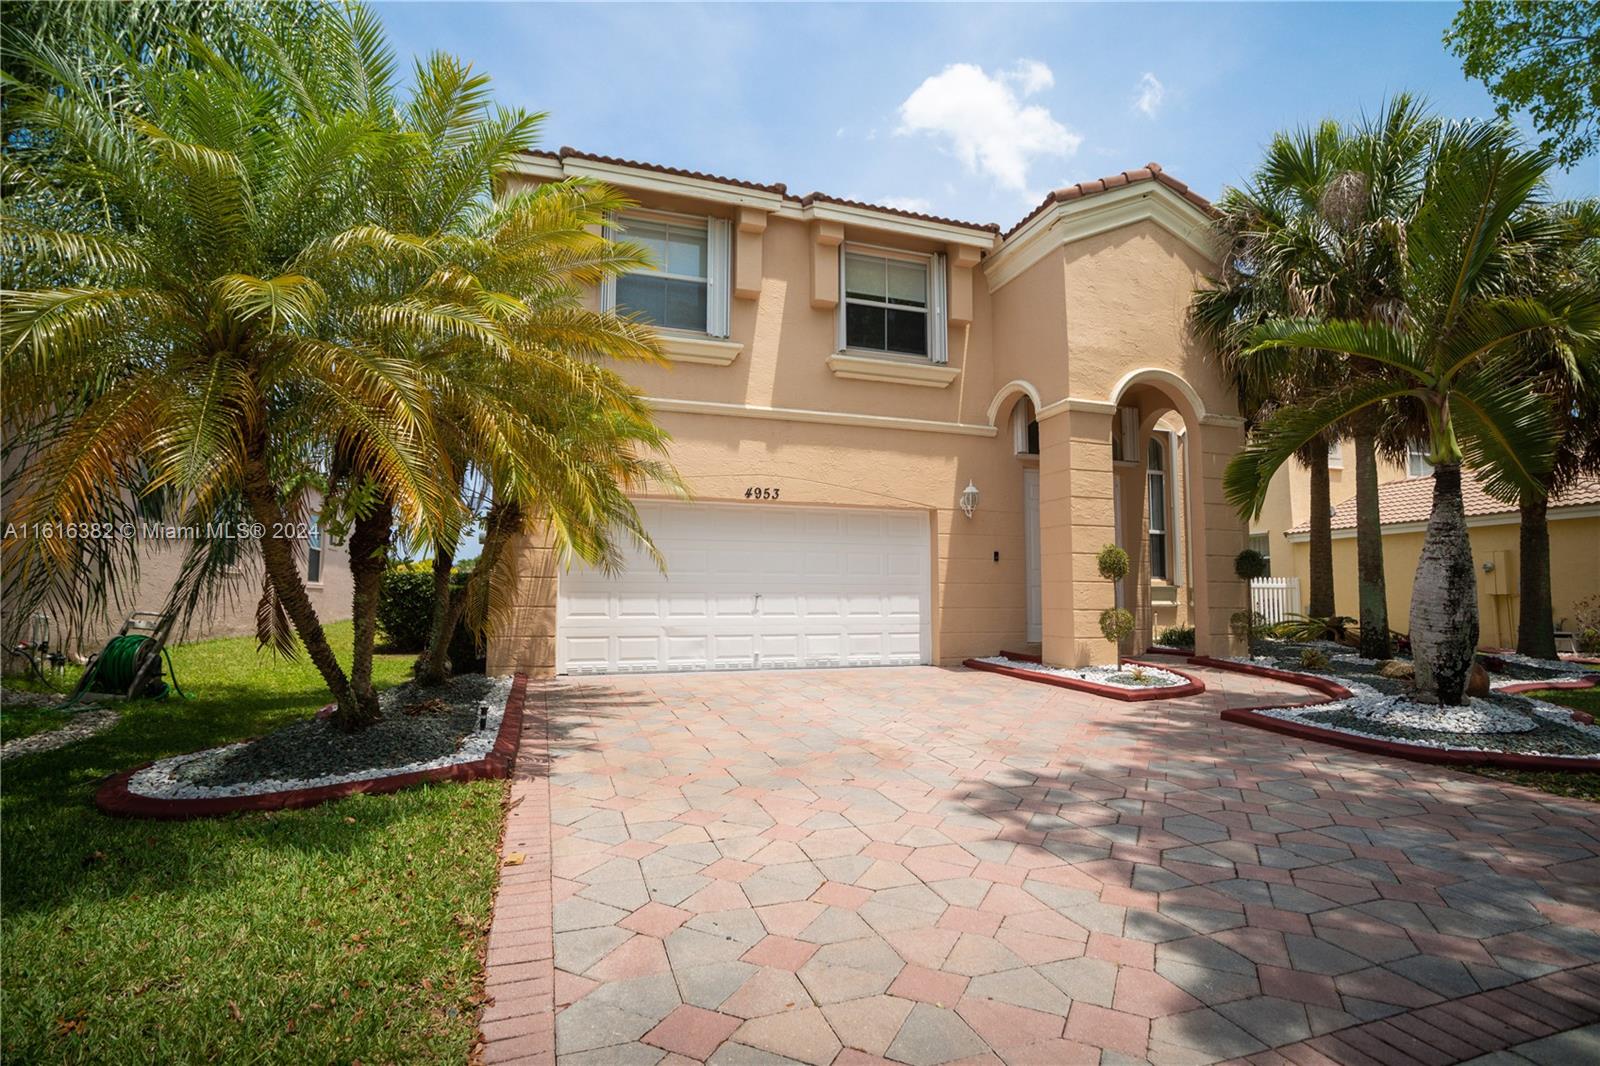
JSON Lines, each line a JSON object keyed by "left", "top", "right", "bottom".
{"left": 488, "top": 150, "right": 1250, "bottom": 678}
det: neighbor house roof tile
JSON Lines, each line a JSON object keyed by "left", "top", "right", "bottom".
{"left": 1287, "top": 474, "right": 1600, "bottom": 535}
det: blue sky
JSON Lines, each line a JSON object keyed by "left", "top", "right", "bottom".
{"left": 376, "top": 2, "right": 1596, "bottom": 230}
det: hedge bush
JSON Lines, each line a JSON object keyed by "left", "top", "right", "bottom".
{"left": 1155, "top": 625, "right": 1195, "bottom": 649}
{"left": 376, "top": 562, "right": 486, "bottom": 673}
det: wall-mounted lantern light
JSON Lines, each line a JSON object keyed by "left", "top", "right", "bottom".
{"left": 959, "top": 480, "right": 980, "bottom": 518}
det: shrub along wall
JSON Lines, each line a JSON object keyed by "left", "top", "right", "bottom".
{"left": 376, "top": 563, "right": 485, "bottom": 673}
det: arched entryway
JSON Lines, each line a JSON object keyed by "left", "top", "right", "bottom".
{"left": 1031, "top": 368, "right": 1248, "bottom": 666}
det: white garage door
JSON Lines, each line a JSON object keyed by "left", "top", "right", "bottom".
{"left": 558, "top": 501, "right": 931, "bottom": 674}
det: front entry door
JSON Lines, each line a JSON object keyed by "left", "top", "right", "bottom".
{"left": 1023, "top": 469, "right": 1041, "bottom": 642}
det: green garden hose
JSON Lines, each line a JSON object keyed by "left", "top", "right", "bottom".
{"left": 61, "top": 634, "right": 186, "bottom": 709}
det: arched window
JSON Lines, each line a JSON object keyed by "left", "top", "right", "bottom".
{"left": 1012, "top": 397, "right": 1039, "bottom": 455}
{"left": 1147, "top": 438, "right": 1168, "bottom": 580}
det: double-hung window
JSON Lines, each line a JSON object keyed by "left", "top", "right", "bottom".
{"left": 840, "top": 248, "right": 948, "bottom": 362}
{"left": 606, "top": 212, "right": 731, "bottom": 337}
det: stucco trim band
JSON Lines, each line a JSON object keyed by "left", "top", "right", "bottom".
{"left": 660, "top": 333, "right": 744, "bottom": 366}
{"left": 644, "top": 396, "right": 998, "bottom": 437}
{"left": 826, "top": 352, "right": 961, "bottom": 388}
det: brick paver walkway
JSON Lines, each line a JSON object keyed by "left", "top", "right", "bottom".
{"left": 478, "top": 665, "right": 1600, "bottom": 1065}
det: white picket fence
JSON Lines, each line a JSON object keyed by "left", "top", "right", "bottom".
{"left": 1251, "top": 577, "right": 1301, "bottom": 624}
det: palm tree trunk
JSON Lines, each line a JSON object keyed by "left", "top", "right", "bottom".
{"left": 414, "top": 543, "right": 458, "bottom": 686}
{"left": 241, "top": 456, "right": 358, "bottom": 721}
{"left": 1516, "top": 493, "right": 1558, "bottom": 660}
{"left": 1306, "top": 437, "right": 1336, "bottom": 618}
{"left": 420, "top": 501, "right": 522, "bottom": 682}
{"left": 346, "top": 496, "right": 394, "bottom": 728}
{"left": 1353, "top": 421, "right": 1391, "bottom": 659}
{"left": 1409, "top": 463, "right": 1479, "bottom": 705}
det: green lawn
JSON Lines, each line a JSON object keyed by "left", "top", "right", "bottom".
{"left": 1466, "top": 686, "right": 1600, "bottom": 803}
{"left": 1, "top": 623, "right": 506, "bottom": 1064}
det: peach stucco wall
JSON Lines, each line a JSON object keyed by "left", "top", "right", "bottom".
{"left": 489, "top": 172, "right": 1247, "bottom": 676}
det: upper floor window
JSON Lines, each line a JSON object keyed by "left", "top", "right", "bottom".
{"left": 606, "top": 212, "right": 731, "bottom": 337}
{"left": 839, "top": 247, "right": 947, "bottom": 363}
{"left": 1407, "top": 442, "right": 1434, "bottom": 478}
{"left": 1326, "top": 438, "right": 1344, "bottom": 468}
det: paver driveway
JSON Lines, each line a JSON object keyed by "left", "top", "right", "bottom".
{"left": 480, "top": 665, "right": 1600, "bottom": 1065}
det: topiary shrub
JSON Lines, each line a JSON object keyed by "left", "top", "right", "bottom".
{"left": 1100, "top": 607, "right": 1136, "bottom": 644}
{"left": 1156, "top": 624, "right": 1195, "bottom": 649}
{"left": 1097, "top": 544, "right": 1130, "bottom": 583}
{"left": 1233, "top": 549, "right": 1269, "bottom": 650}
{"left": 1096, "top": 544, "right": 1134, "bottom": 656}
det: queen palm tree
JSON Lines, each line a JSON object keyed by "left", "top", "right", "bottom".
{"left": 1226, "top": 121, "right": 1600, "bottom": 704}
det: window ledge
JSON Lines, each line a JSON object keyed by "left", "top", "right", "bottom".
{"left": 660, "top": 333, "right": 743, "bottom": 366}
{"left": 826, "top": 351, "right": 960, "bottom": 388}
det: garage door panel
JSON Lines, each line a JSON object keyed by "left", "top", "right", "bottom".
{"left": 558, "top": 503, "right": 930, "bottom": 674}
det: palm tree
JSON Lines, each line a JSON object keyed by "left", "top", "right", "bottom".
{"left": 1226, "top": 122, "right": 1600, "bottom": 704}
{"left": 1194, "top": 98, "right": 1436, "bottom": 660}
{"left": 311, "top": 49, "right": 678, "bottom": 689}
{"left": 1497, "top": 201, "right": 1600, "bottom": 658}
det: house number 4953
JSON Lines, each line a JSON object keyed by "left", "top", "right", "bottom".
{"left": 744, "top": 486, "right": 780, "bottom": 500}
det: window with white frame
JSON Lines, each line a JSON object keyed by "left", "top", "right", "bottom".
{"left": 840, "top": 248, "right": 947, "bottom": 362}
{"left": 1327, "top": 438, "right": 1344, "bottom": 468}
{"left": 607, "top": 213, "right": 731, "bottom": 336}
{"left": 306, "top": 516, "right": 323, "bottom": 584}
{"left": 1148, "top": 437, "right": 1169, "bottom": 581}
{"left": 1248, "top": 533, "right": 1272, "bottom": 577}
{"left": 1407, "top": 442, "right": 1434, "bottom": 477}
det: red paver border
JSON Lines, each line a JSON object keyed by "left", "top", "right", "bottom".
{"left": 963, "top": 654, "right": 1206, "bottom": 701}
{"left": 477, "top": 681, "right": 555, "bottom": 1066}
{"left": 94, "top": 675, "right": 529, "bottom": 819}
{"left": 1227, "top": 962, "right": 1600, "bottom": 1066}
{"left": 1195, "top": 657, "right": 1600, "bottom": 772}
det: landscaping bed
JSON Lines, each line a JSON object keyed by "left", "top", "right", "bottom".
{"left": 965, "top": 653, "right": 1205, "bottom": 700}
{"left": 1210, "top": 638, "right": 1600, "bottom": 770}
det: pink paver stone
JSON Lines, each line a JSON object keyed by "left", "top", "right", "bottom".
{"left": 642, "top": 1004, "right": 743, "bottom": 1060}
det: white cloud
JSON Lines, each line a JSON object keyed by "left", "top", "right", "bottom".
{"left": 1134, "top": 72, "right": 1165, "bottom": 118}
{"left": 878, "top": 196, "right": 934, "bottom": 214}
{"left": 897, "top": 61, "right": 1080, "bottom": 193}
{"left": 1004, "top": 59, "right": 1054, "bottom": 96}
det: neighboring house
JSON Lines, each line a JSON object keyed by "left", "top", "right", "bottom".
{"left": 488, "top": 150, "right": 1251, "bottom": 678}
{"left": 2, "top": 503, "right": 352, "bottom": 657}
{"left": 1280, "top": 474, "right": 1600, "bottom": 650}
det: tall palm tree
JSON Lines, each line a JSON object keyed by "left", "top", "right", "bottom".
{"left": 1194, "top": 98, "right": 1436, "bottom": 659}
{"left": 1496, "top": 201, "right": 1600, "bottom": 658}
{"left": 1226, "top": 122, "right": 1600, "bottom": 705}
